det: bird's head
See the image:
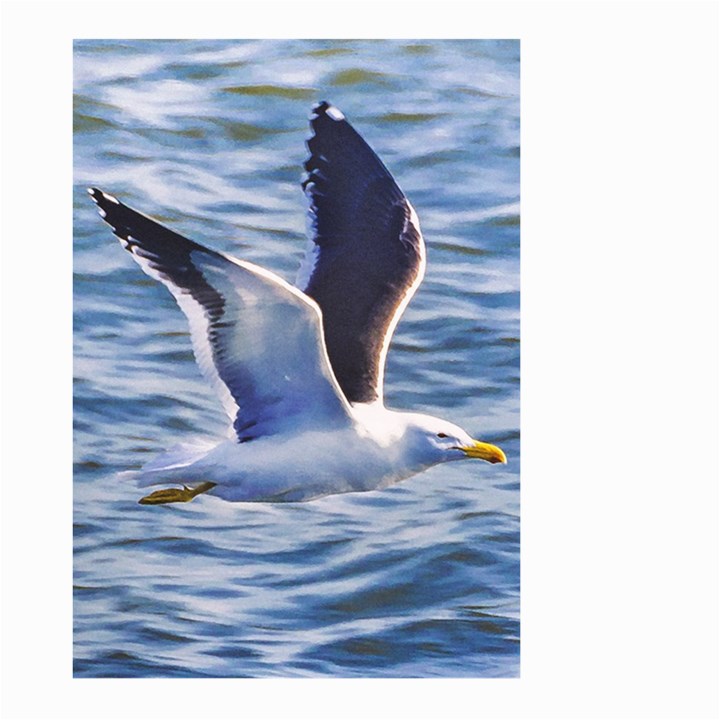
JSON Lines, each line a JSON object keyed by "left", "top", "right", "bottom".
{"left": 402, "top": 413, "right": 507, "bottom": 466}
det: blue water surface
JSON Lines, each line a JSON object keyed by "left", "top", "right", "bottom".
{"left": 73, "top": 39, "right": 520, "bottom": 678}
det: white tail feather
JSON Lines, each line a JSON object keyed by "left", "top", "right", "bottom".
{"left": 130, "top": 441, "right": 216, "bottom": 487}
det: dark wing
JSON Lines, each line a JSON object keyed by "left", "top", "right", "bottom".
{"left": 298, "top": 102, "right": 426, "bottom": 405}
{"left": 89, "top": 188, "right": 352, "bottom": 441}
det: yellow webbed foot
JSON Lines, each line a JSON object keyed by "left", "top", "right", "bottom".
{"left": 138, "top": 482, "right": 216, "bottom": 505}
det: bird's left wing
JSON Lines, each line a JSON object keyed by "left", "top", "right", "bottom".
{"left": 298, "top": 102, "right": 426, "bottom": 405}
{"left": 89, "top": 188, "right": 352, "bottom": 441}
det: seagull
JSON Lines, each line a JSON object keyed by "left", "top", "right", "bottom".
{"left": 89, "top": 101, "right": 506, "bottom": 505}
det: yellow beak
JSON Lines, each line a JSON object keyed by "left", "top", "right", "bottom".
{"left": 458, "top": 440, "right": 507, "bottom": 464}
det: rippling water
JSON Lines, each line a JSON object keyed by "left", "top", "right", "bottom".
{"left": 73, "top": 39, "right": 520, "bottom": 678}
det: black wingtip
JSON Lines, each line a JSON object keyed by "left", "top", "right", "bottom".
{"left": 305, "top": 102, "right": 351, "bottom": 169}
{"left": 87, "top": 187, "right": 122, "bottom": 208}
{"left": 87, "top": 187, "right": 112, "bottom": 200}
{"left": 88, "top": 187, "right": 105, "bottom": 218}
{"left": 311, "top": 100, "right": 331, "bottom": 115}
{"left": 310, "top": 101, "right": 346, "bottom": 123}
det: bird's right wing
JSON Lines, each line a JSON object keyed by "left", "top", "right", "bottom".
{"left": 89, "top": 188, "right": 352, "bottom": 442}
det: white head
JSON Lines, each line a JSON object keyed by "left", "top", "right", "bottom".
{"left": 398, "top": 412, "right": 507, "bottom": 469}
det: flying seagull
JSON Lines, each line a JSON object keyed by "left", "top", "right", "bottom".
{"left": 89, "top": 101, "right": 506, "bottom": 505}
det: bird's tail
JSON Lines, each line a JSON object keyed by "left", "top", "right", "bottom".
{"left": 126, "top": 440, "right": 216, "bottom": 487}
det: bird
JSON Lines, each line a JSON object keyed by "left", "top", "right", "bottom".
{"left": 88, "top": 101, "right": 506, "bottom": 505}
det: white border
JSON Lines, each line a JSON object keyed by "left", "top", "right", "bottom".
{"left": 2, "top": 2, "right": 718, "bottom": 719}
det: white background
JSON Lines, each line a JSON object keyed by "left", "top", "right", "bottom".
{"left": 1, "top": 1, "right": 718, "bottom": 718}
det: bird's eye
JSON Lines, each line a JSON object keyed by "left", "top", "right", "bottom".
{"left": 437, "top": 432, "right": 448, "bottom": 438}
